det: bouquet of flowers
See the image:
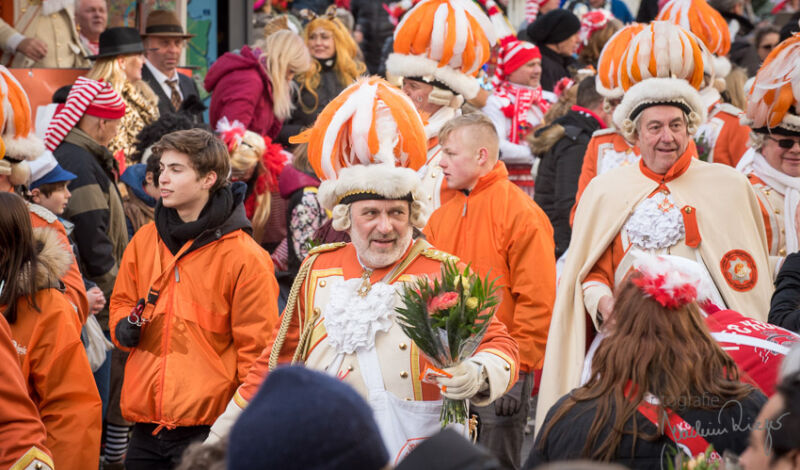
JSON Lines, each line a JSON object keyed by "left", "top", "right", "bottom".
{"left": 395, "top": 260, "right": 500, "bottom": 427}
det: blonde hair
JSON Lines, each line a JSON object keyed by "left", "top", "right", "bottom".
{"left": 299, "top": 17, "right": 366, "bottom": 113}
{"left": 438, "top": 113, "right": 500, "bottom": 160}
{"left": 86, "top": 55, "right": 140, "bottom": 93}
{"left": 229, "top": 130, "right": 272, "bottom": 242}
{"left": 260, "top": 30, "right": 312, "bottom": 121}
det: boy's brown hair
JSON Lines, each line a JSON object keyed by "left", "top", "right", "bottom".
{"left": 32, "top": 181, "right": 69, "bottom": 198}
{"left": 152, "top": 129, "right": 231, "bottom": 193}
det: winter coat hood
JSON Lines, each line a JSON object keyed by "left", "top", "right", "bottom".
{"left": 18, "top": 227, "right": 73, "bottom": 295}
{"left": 204, "top": 46, "right": 266, "bottom": 93}
{"left": 278, "top": 165, "right": 320, "bottom": 199}
{"left": 121, "top": 164, "right": 157, "bottom": 208}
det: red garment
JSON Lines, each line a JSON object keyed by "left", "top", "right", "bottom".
{"left": 205, "top": 45, "right": 282, "bottom": 139}
{"left": 704, "top": 308, "right": 798, "bottom": 396}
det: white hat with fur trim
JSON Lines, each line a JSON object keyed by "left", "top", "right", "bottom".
{"left": 290, "top": 77, "right": 430, "bottom": 230}
{"left": 612, "top": 22, "right": 708, "bottom": 140}
{"left": 385, "top": 0, "right": 497, "bottom": 102}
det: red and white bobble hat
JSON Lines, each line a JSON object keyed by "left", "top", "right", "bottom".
{"left": 491, "top": 36, "right": 541, "bottom": 88}
{"left": 577, "top": 10, "right": 614, "bottom": 53}
{"left": 44, "top": 77, "right": 126, "bottom": 151}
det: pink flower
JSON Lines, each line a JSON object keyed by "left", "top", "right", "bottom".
{"left": 428, "top": 292, "right": 459, "bottom": 313}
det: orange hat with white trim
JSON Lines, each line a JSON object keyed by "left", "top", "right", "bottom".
{"left": 595, "top": 22, "right": 645, "bottom": 98}
{"left": 385, "top": 0, "right": 497, "bottom": 101}
{"left": 612, "top": 21, "right": 708, "bottom": 136}
{"left": 744, "top": 33, "right": 800, "bottom": 137}
{"left": 656, "top": 0, "right": 731, "bottom": 77}
{"left": 290, "top": 77, "right": 428, "bottom": 222}
{"left": 0, "top": 65, "right": 44, "bottom": 186}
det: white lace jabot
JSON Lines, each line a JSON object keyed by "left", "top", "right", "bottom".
{"left": 624, "top": 191, "right": 685, "bottom": 250}
{"left": 323, "top": 278, "right": 397, "bottom": 354}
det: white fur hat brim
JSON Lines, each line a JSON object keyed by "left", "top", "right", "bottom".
{"left": 318, "top": 164, "right": 424, "bottom": 211}
{"left": 385, "top": 53, "right": 480, "bottom": 100}
{"left": 613, "top": 77, "right": 707, "bottom": 129}
{"left": 4, "top": 134, "right": 45, "bottom": 161}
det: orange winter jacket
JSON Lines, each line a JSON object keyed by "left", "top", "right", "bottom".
{"left": 0, "top": 316, "right": 53, "bottom": 470}
{"left": 109, "top": 222, "right": 280, "bottom": 428}
{"left": 424, "top": 162, "right": 557, "bottom": 372}
{"left": 29, "top": 203, "right": 89, "bottom": 324}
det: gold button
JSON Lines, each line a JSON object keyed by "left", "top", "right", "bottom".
{"left": 782, "top": 229, "right": 786, "bottom": 234}
{"left": 428, "top": 195, "right": 432, "bottom": 201}
{"left": 775, "top": 208, "right": 781, "bottom": 214}
{"left": 404, "top": 397, "right": 412, "bottom": 401}
{"left": 313, "top": 307, "right": 321, "bottom": 315}
{"left": 347, "top": 365, "right": 354, "bottom": 372}
{"left": 684, "top": 207, "right": 692, "bottom": 214}
{"left": 400, "top": 371, "right": 409, "bottom": 378}
{"left": 780, "top": 248, "right": 786, "bottom": 256}
{"left": 399, "top": 343, "right": 407, "bottom": 350}
{"left": 35, "top": 463, "right": 43, "bottom": 470}
{"left": 319, "top": 280, "right": 326, "bottom": 287}
{"left": 504, "top": 364, "right": 511, "bottom": 371}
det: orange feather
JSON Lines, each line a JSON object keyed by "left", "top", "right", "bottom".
{"left": 438, "top": 3, "right": 457, "bottom": 67}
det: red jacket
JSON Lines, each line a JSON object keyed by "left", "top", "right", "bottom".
{"left": 205, "top": 45, "right": 281, "bottom": 139}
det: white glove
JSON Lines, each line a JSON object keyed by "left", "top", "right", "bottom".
{"left": 205, "top": 397, "right": 244, "bottom": 444}
{"left": 435, "top": 359, "right": 486, "bottom": 400}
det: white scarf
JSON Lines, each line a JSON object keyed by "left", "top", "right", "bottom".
{"left": 424, "top": 106, "right": 460, "bottom": 141}
{"left": 751, "top": 150, "right": 800, "bottom": 252}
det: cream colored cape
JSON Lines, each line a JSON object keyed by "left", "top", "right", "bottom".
{"left": 534, "top": 158, "right": 772, "bottom": 435}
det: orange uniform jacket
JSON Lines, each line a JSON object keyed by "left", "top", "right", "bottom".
{"left": 8, "top": 289, "right": 102, "bottom": 470}
{"left": 702, "top": 102, "right": 750, "bottom": 168}
{"left": 236, "top": 241, "right": 520, "bottom": 404}
{"left": 0, "top": 316, "right": 53, "bottom": 470}
{"left": 29, "top": 204, "right": 89, "bottom": 324}
{"left": 109, "top": 222, "right": 280, "bottom": 428}
{"left": 424, "top": 162, "right": 557, "bottom": 372}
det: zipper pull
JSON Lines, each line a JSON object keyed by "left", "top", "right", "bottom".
{"left": 174, "top": 266, "right": 180, "bottom": 282}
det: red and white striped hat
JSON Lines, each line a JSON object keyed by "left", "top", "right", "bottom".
{"left": 44, "top": 77, "right": 126, "bottom": 151}
{"left": 492, "top": 36, "right": 541, "bottom": 88}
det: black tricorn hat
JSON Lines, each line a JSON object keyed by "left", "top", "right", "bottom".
{"left": 88, "top": 27, "right": 145, "bottom": 60}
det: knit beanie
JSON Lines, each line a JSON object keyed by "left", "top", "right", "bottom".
{"left": 527, "top": 9, "right": 581, "bottom": 45}
{"left": 226, "top": 366, "right": 389, "bottom": 470}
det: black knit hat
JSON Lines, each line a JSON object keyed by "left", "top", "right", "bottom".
{"left": 226, "top": 366, "right": 389, "bottom": 470}
{"left": 527, "top": 9, "right": 581, "bottom": 45}
{"left": 88, "top": 27, "right": 145, "bottom": 60}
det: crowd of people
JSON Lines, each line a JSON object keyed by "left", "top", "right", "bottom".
{"left": 1, "top": 0, "right": 800, "bottom": 469}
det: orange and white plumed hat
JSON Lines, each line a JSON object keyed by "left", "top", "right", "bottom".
{"left": 612, "top": 21, "right": 708, "bottom": 133}
{"left": 595, "top": 22, "right": 645, "bottom": 99}
{"left": 656, "top": 0, "right": 731, "bottom": 78}
{"left": 743, "top": 33, "right": 800, "bottom": 137}
{"left": 290, "top": 77, "right": 428, "bottom": 220}
{"left": 0, "top": 66, "right": 44, "bottom": 162}
{"left": 385, "top": 0, "right": 497, "bottom": 101}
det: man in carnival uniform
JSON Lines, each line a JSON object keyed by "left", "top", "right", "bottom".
{"left": 386, "top": 0, "right": 498, "bottom": 210}
{"left": 482, "top": 36, "right": 555, "bottom": 197}
{"left": 206, "top": 78, "right": 519, "bottom": 464}
{"left": 737, "top": 33, "right": 800, "bottom": 259}
{"left": 536, "top": 21, "right": 774, "bottom": 433}
{"left": 657, "top": 0, "right": 751, "bottom": 168}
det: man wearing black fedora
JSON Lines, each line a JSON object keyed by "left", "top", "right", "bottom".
{"left": 141, "top": 10, "right": 203, "bottom": 123}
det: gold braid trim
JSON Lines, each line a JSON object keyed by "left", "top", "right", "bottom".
{"left": 268, "top": 253, "right": 319, "bottom": 370}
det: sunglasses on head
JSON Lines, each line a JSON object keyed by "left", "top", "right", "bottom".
{"left": 768, "top": 136, "right": 800, "bottom": 149}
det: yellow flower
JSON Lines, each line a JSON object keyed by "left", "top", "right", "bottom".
{"left": 454, "top": 275, "right": 472, "bottom": 293}
{"left": 465, "top": 297, "right": 479, "bottom": 309}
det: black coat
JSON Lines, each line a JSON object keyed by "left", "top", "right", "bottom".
{"left": 537, "top": 45, "right": 578, "bottom": 92}
{"left": 534, "top": 110, "right": 601, "bottom": 257}
{"left": 525, "top": 390, "right": 766, "bottom": 470}
{"left": 350, "top": 0, "right": 394, "bottom": 74}
{"left": 142, "top": 65, "right": 204, "bottom": 123}
{"left": 278, "top": 60, "right": 345, "bottom": 145}
{"left": 769, "top": 252, "right": 800, "bottom": 332}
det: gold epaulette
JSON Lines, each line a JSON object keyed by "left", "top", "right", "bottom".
{"left": 422, "top": 248, "right": 459, "bottom": 264}
{"left": 308, "top": 242, "right": 347, "bottom": 255}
